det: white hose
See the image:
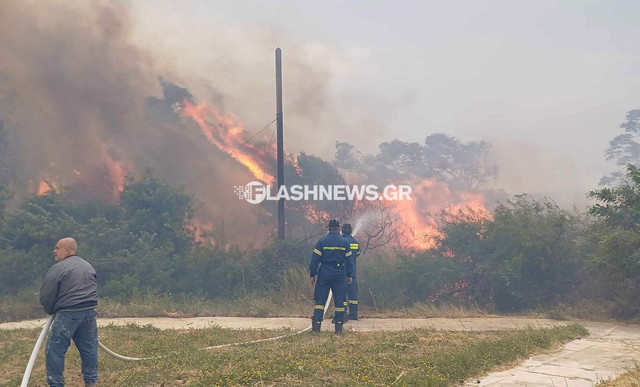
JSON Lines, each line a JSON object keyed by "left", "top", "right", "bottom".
{"left": 97, "top": 290, "right": 334, "bottom": 361}
{"left": 21, "top": 314, "right": 54, "bottom": 387}
{"left": 22, "top": 291, "right": 336, "bottom": 385}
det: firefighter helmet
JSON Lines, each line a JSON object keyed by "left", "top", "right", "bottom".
{"left": 328, "top": 219, "right": 340, "bottom": 229}
{"left": 341, "top": 223, "right": 352, "bottom": 235}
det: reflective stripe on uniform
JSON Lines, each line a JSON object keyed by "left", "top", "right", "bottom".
{"left": 313, "top": 248, "right": 322, "bottom": 256}
{"left": 350, "top": 243, "right": 359, "bottom": 250}
{"left": 335, "top": 307, "right": 345, "bottom": 312}
{"left": 343, "top": 301, "right": 348, "bottom": 306}
{"left": 346, "top": 251, "right": 352, "bottom": 257}
{"left": 315, "top": 305, "right": 325, "bottom": 310}
{"left": 348, "top": 300, "right": 358, "bottom": 304}
{"left": 323, "top": 246, "right": 346, "bottom": 250}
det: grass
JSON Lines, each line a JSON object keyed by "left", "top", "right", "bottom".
{"left": 597, "top": 365, "right": 640, "bottom": 386}
{"left": 1, "top": 290, "right": 493, "bottom": 323}
{"left": 1, "top": 323, "right": 587, "bottom": 386}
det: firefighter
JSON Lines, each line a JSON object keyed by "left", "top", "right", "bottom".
{"left": 341, "top": 223, "right": 361, "bottom": 320}
{"left": 309, "top": 219, "right": 354, "bottom": 334}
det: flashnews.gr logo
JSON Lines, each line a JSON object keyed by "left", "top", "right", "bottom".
{"left": 233, "top": 181, "right": 412, "bottom": 204}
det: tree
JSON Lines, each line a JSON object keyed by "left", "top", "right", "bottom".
{"left": 0, "top": 184, "right": 9, "bottom": 229}
{"left": 119, "top": 168, "right": 195, "bottom": 252}
{"left": 0, "top": 192, "right": 86, "bottom": 293}
{"left": 484, "top": 196, "right": 585, "bottom": 311}
{"left": 601, "top": 109, "right": 640, "bottom": 186}
{"left": 589, "top": 164, "right": 640, "bottom": 316}
{"left": 437, "top": 195, "right": 587, "bottom": 312}
{"left": 334, "top": 141, "right": 362, "bottom": 171}
{"left": 423, "top": 134, "right": 497, "bottom": 190}
{"left": 0, "top": 120, "right": 12, "bottom": 185}
{"left": 0, "top": 120, "right": 13, "bottom": 228}
{"left": 333, "top": 134, "right": 498, "bottom": 191}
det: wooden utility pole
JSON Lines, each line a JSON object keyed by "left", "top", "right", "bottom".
{"left": 276, "top": 48, "right": 285, "bottom": 240}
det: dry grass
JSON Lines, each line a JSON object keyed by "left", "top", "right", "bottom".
{"left": 597, "top": 365, "right": 640, "bottom": 386}
{"left": 1, "top": 289, "right": 491, "bottom": 323}
{"left": 0, "top": 323, "right": 587, "bottom": 386}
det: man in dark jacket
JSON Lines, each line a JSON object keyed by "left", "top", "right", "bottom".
{"left": 341, "top": 223, "right": 361, "bottom": 320}
{"left": 40, "top": 237, "right": 98, "bottom": 387}
{"left": 309, "top": 219, "right": 354, "bottom": 334}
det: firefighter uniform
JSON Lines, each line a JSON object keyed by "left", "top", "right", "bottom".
{"left": 341, "top": 224, "right": 361, "bottom": 320}
{"left": 310, "top": 220, "right": 354, "bottom": 334}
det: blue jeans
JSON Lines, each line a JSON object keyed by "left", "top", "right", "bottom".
{"left": 46, "top": 309, "right": 98, "bottom": 386}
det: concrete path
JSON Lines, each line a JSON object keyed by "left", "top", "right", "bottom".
{"left": 463, "top": 321, "right": 640, "bottom": 386}
{"left": 0, "top": 316, "right": 570, "bottom": 331}
{"left": 3, "top": 316, "right": 639, "bottom": 386}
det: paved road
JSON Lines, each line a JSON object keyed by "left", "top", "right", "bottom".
{"left": 3, "top": 316, "right": 639, "bottom": 386}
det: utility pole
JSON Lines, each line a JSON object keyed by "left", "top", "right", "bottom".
{"left": 276, "top": 48, "right": 285, "bottom": 240}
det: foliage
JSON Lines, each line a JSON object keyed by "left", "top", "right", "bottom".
{"left": 589, "top": 164, "right": 640, "bottom": 317}
{"left": 601, "top": 109, "right": 640, "bottom": 185}
{"left": 334, "top": 133, "right": 497, "bottom": 190}
{"left": 0, "top": 119, "right": 14, "bottom": 185}
{"left": 364, "top": 196, "right": 592, "bottom": 313}
{"left": 436, "top": 196, "right": 590, "bottom": 312}
{"left": 0, "top": 170, "right": 200, "bottom": 296}
{"left": 119, "top": 168, "right": 195, "bottom": 252}
{"left": 483, "top": 196, "right": 588, "bottom": 311}
{"left": 360, "top": 251, "right": 464, "bottom": 308}
{"left": 0, "top": 183, "right": 10, "bottom": 228}
{"left": 249, "top": 238, "right": 309, "bottom": 290}
{"left": 0, "top": 163, "right": 630, "bottom": 318}
{"left": 0, "top": 170, "right": 320, "bottom": 302}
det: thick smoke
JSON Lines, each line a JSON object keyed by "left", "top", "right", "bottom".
{"left": 0, "top": 1, "right": 499, "bottom": 248}
{"left": 0, "top": 1, "right": 271, "bottom": 242}
{"left": 0, "top": 1, "right": 156, "bottom": 193}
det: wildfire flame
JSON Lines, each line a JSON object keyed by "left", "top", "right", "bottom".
{"left": 32, "top": 143, "right": 129, "bottom": 201}
{"left": 37, "top": 180, "right": 58, "bottom": 195}
{"left": 98, "top": 143, "right": 129, "bottom": 199}
{"left": 391, "top": 180, "right": 490, "bottom": 250}
{"left": 180, "top": 100, "right": 275, "bottom": 185}
{"left": 301, "top": 203, "right": 330, "bottom": 224}
{"left": 189, "top": 218, "right": 216, "bottom": 246}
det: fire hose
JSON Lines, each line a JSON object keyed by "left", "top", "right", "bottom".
{"left": 20, "top": 291, "right": 334, "bottom": 385}
{"left": 21, "top": 225, "right": 363, "bottom": 384}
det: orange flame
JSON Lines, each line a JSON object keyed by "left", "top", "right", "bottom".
{"left": 180, "top": 100, "right": 275, "bottom": 185}
{"left": 98, "top": 143, "right": 129, "bottom": 200}
{"left": 189, "top": 218, "right": 216, "bottom": 246}
{"left": 301, "top": 203, "right": 330, "bottom": 224}
{"left": 290, "top": 155, "right": 303, "bottom": 176}
{"left": 37, "top": 180, "right": 58, "bottom": 195}
{"left": 391, "top": 180, "right": 489, "bottom": 250}
{"left": 32, "top": 145, "right": 129, "bottom": 200}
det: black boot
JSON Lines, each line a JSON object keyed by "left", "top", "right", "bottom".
{"left": 348, "top": 304, "right": 359, "bottom": 321}
{"left": 312, "top": 320, "right": 321, "bottom": 333}
{"left": 335, "top": 321, "right": 343, "bottom": 334}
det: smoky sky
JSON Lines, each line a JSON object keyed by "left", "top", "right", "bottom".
{"left": 0, "top": 1, "right": 157, "bottom": 190}
{"left": 0, "top": 1, "right": 277, "bottom": 242}
{"left": 3, "top": 0, "right": 640, "bottom": 227}
{"left": 130, "top": 0, "right": 640, "bottom": 208}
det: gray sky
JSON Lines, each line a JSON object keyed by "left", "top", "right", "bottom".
{"left": 132, "top": 0, "right": 640, "bottom": 208}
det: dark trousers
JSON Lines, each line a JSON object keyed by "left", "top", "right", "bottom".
{"left": 313, "top": 268, "right": 347, "bottom": 323}
{"left": 347, "top": 276, "right": 358, "bottom": 317}
{"left": 46, "top": 309, "right": 98, "bottom": 387}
